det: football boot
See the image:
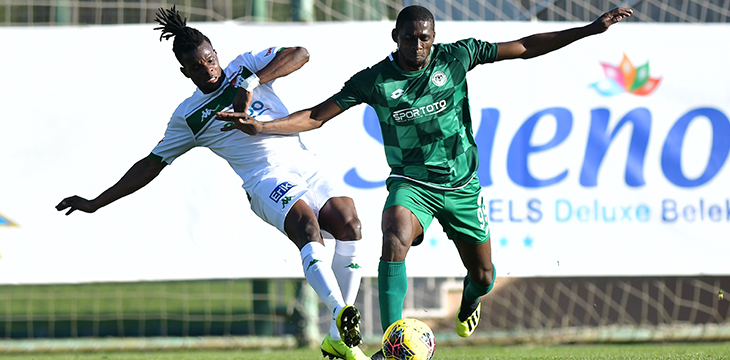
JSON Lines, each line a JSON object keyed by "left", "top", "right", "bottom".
{"left": 336, "top": 305, "right": 363, "bottom": 347}
{"left": 320, "top": 333, "right": 369, "bottom": 360}
{"left": 456, "top": 302, "right": 481, "bottom": 337}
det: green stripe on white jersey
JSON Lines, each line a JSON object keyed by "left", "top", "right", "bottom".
{"left": 185, "top": 85, "right": 238, "bottom": 136}
{"left": 185, "top": 67, "right": 253, "bottom": 136}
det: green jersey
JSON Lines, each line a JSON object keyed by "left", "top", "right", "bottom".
{"left": 333, "top": 38, "right": 498, "bottom": 189}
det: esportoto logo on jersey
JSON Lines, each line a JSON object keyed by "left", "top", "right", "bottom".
{"left": 392, "top": 99, "right": 448, "bottom": 123}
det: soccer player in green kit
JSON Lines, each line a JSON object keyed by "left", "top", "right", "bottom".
{"left": 217, "top": 4, "right": 632, "bottom": 357}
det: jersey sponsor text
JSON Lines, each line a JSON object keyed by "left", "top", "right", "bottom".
{"left": 270, "top": 181, "right": 294, "bottom": 202}
{"left": 392, "top": 99, "right": 448, "bottom": 123}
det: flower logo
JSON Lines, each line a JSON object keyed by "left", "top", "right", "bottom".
{"left": 591, "top": 54, "right": 661, "bottom": 96}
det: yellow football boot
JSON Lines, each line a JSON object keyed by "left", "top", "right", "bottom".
{"left": 456, "top": 302, "right": 481, "bottom": 337}
{"left": 320, "top": 333, "right": 369, "bottom": 360}
{"left": 335, "top": 305, "right": 363, "bottom": 347}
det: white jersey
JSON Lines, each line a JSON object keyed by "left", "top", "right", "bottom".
{"left": 151, "top": 46, "right": 310, "bottom": 191}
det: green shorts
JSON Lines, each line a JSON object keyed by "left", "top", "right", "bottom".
{"left": 383, "top": 176, "right": 490, "bottom": 246}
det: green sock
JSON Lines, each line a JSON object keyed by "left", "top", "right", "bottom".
{"left": 459, "top": 264, "right": 496, "bottom": 321}
{"left": 378, "top": 259, "right": 407, "bottom": 332}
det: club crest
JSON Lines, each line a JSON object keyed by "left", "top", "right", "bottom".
{"left": 431, "top": 71, "right": 447, "bottom": 86}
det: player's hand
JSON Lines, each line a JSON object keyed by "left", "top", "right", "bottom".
{"left": 56, "top": 195, "right": 97, "bottom": 215}
{"left": 232, "top": 87, "right": 253, "bottom": 113}
{"left": 591, "top": 7, "right": 632, "bottom": 33}
{"left": 216, "top": 112, "right": 264, "bottom": 135}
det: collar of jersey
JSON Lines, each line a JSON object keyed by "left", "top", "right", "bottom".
{"left": 388, "top": 46, "right": 435, "bottom": 77}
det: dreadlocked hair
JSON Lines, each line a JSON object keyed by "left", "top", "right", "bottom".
{"left": 153, "top": 5, "right": 212, "bottom": 61}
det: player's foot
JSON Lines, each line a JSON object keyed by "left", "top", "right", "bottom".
{"left": 456, "top": 301, "right": 481, "bottom": 337}
{"left": 336, "top": 305, "right": 363, "bottom": 347}
{"left": 369, "top": 349, "right": 386, "bottom": 360}
{"left": 456, "top": 276, "right": 482, "bottom": 337}
{"left": 320, "top": 333, "right": 369, "bottom": 360}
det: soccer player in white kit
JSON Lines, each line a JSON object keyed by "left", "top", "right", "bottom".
{"left": 55, "top": 6, "right": 368, "bottom": 360}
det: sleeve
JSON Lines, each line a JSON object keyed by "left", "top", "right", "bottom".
{"left": 238, "top": 46, "right": 281, "bottom": 77}
{"left": 331, "top": 68, "right": 373, "bottom": 111}
{"left": 149, "top": 112, "right": 196, "bottom": 165}
{"left": 447, "top": 38, "right": 499, "bottom": 72}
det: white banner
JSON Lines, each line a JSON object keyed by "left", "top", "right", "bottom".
{"left": 0, "top": 21, "right": 728, "bottom": 283}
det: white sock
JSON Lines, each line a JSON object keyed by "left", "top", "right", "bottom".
{"left": 329, "top": 239, "right": 363, "bottom": 339}
{"left": 332, "top": 240, "right": 363, "bottom": 305}
{"left": 300, "top": 242, "right": 345, "bottom": 339}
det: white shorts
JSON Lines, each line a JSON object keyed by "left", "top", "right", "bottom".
{"left": 246, "top": 158, "right": 344, "bottom": 235}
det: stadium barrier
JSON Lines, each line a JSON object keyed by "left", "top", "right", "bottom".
{"left": 1, "top": 0, "right": 728, "bottom": 25}
{"left": 1, "top": 276, "right": 728, "bottom": 352}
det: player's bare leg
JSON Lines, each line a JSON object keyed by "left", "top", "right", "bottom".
{"left": 319, "top": 196, "right": 362, "bottom": 242}
{"left": 381, "top": 205, "right": 422, "bottom": 262}
{"left": 284, "top": 199, "right": 326, "bottom": 249}
{"left": 453, "top": 237, "right": 495, "bottom": 337}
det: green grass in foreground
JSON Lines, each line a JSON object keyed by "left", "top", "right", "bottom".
{"left": 2, "top": 342, "right": 730, "bottom": 360}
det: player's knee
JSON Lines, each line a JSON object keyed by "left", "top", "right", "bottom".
{"left": 470, "top": 265, "right": 495, "bottom": 289}
{"left": 286, "top": 216, "right": 322, "bottom": 245}
{"left": 301, "top": 219, "right": 322, "bottom": 240}
{"left": 319, "top": 206, "right": 362, "bottom": 241}
{"left": 381, "top": 231, "right": 411, "bottom": 261}
{"left": 338, "top": 216, "right": 362, "bottom": 241}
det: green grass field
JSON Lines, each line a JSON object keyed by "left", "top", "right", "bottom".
{"left": 2, "top": 342, "right": 729, "bottom": 360}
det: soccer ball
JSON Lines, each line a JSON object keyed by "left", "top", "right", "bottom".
{"left": 381, "top": 318, "right": 436, "bottom": 360}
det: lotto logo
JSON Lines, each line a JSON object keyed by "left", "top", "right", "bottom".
{"left": 270, "top": 182, "right": 294, "bottom": 202}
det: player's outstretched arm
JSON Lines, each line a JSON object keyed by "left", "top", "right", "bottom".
{"left": 256, "top": 47, "right": 309, "bottom": 84}
{"left": 218, "top": 96, "right": 345, "bottom": 136}
{"left": 232, "top": 47, "right": 310, "bottom": 112}
{"left": 496, "top": 7, "right": 632, "bottom": 61}
{"left": 56, "top": 157, "right": 167, "bottom": 215}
